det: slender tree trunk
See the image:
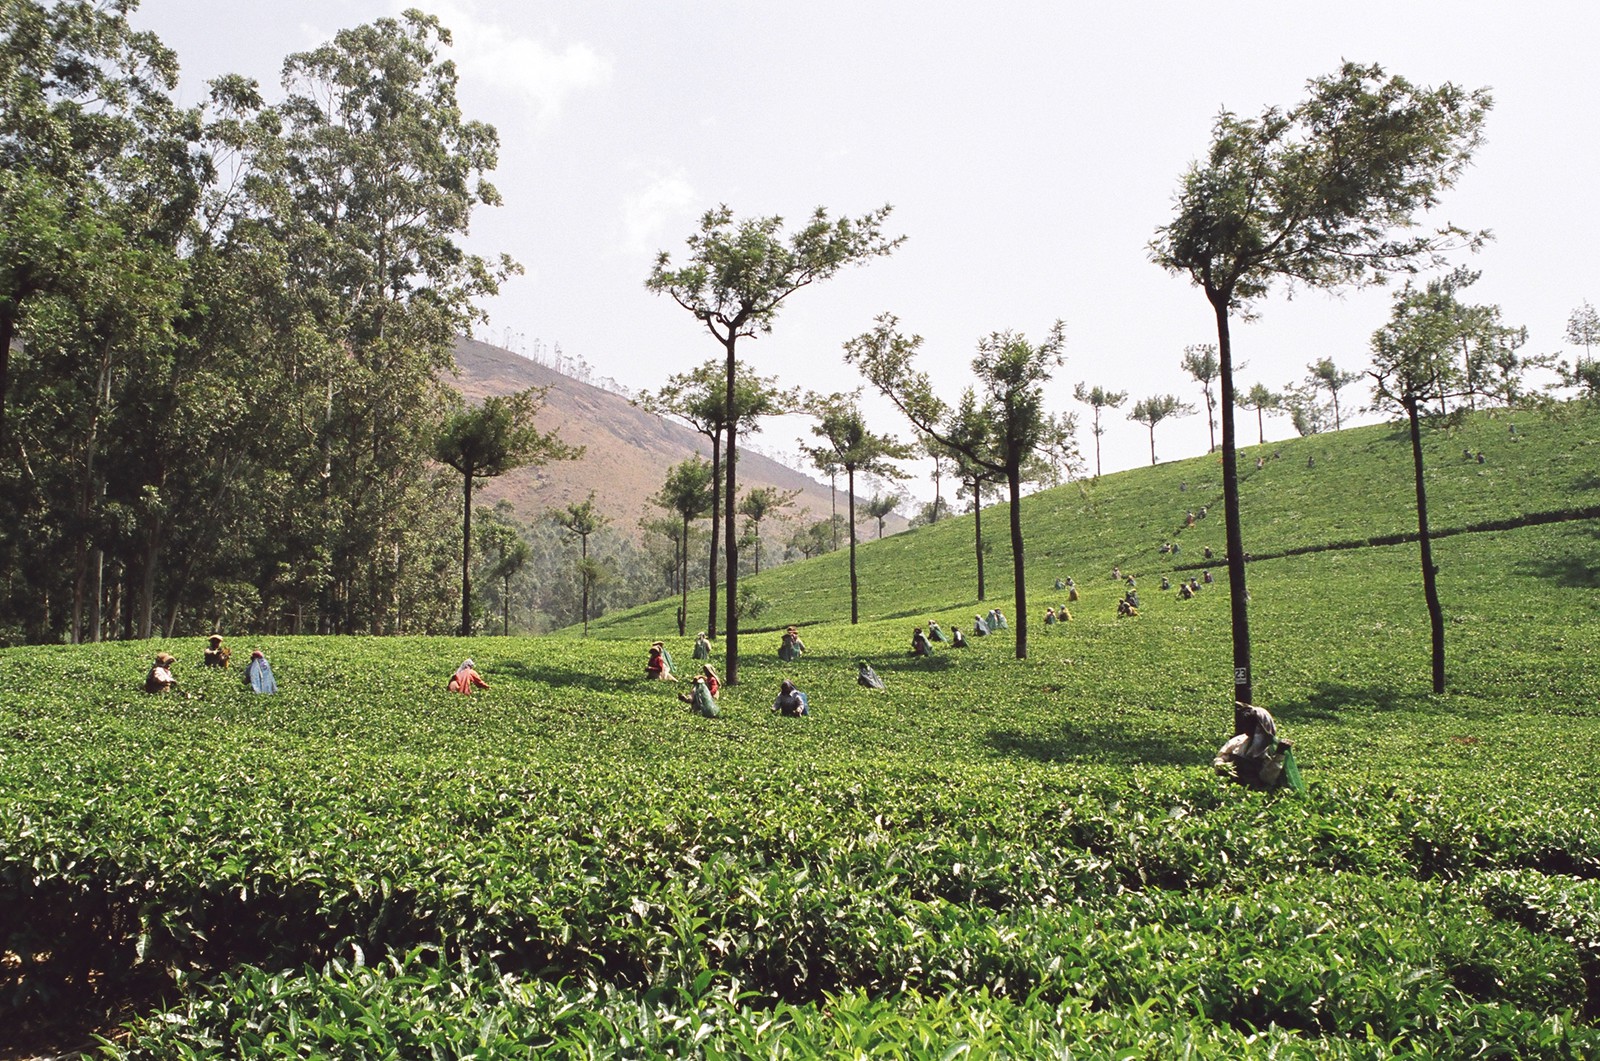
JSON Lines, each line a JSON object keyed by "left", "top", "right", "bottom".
{"left": 89, "top": 547, "right": 104, "bottom": 642}
{"left": 1148, "top": 425, "right": 1157, "bottom": 466}
{"left": 847, "top": 465, "right": 859, "bottom": 624}
{"left": 1406, "top": 399, "right": 1446, "bottom": 693}
{"left": 723, "top": 339, "right": 739, "bottom": 684}
{"left": 1206, "top": 393, "right": 1217, "bottom": 453}
{"left": 830, "top": 470, "right": 839, "bottom": 549}
{"left": 1007, "top": 466, "right": 1028, "bottom": 661}
{"left": 0, "top": 306, "right": 15, "bottom": 453}
{"left": 972, "top": 479, "right": 986, "bottom": 601}
{"left": 707, "top": 431, "right": 721, "bottom": 639}
{"left": 502, "top": 572, "right": 510, "bottom": 635}
{"left": 1210, "top": 291, "right": 1254, "bottom": 715}
{"left": 1257, "top": 406, "right": 1265, "bottom": 445}
{"left": 137, "top": 527, "right": 161, "bottom": 640}
{"left": 932, "top": 458, "right": 943, "bottom": 522}
{"left": 460, "top": 470, "right": 474, "bottom": 636}
{"left": 580, "top": 533, "right": 590, "bottom": 635}
{"left": 1093, "top": 409, "right": 1103, "bottom": 477}
{"left": 679, "top": 512, "right": 690, "bottom": 636}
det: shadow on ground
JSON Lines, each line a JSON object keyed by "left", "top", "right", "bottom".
{"left": 1273, "top": 681, "right": 1427, "bottom": 722}
{"left": 986, "top": 717, "right": 1195, "bottom": 767}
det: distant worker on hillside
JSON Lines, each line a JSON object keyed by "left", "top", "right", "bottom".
{"left": 1117, "top": 597, "right": 1138, "bottom": 618}
{"left": 772, "top": 678, "right": 809, "bottom": 716}
{"left": 991, "top": 608, "right": 1007, "bottom": 630}
{"left": 1068, "top": 584, "right": 1079, "bottom": 603}
{"left": 652, "top": 640, "right": 675, "bottom": 673}
{"left": 692, "top": 632, "right": 711, "bottom": 660}
{"left": 646, "top": 645, "right": 676, "bottom": 681}
{"left": 245, "top": 650, "right": 277, "bottom": 694}
{"left": 972, "top": 614, "right": 989, "bottom": 636}
{"left": 145, "top": 652, "right": 176, "bottom": 694}
{"left": 950, "top": 625, "right": 969, "bottom": 647}
{"left": 1044, "top": 607, "right": 1056, "bottom": 625}
{"left": 202, "top": 634, "right": 231, "bottom": 669}
{"left": 1178, "top": 581, "right": 1195, "bottom": 600}
{"left": 927, "top": 618, "right": 946, "bottom": 643}
{"left": 1055, "top": 577, "right": 1066, "bottom": 591}
{"left": 911, "top": 627, "right": 932, "bottom": 657}
{"left": 700, "top": 663, "right": 721, "bottom": 698}
{"left": 448, "top": 658, "right": 489, "bottom": 694}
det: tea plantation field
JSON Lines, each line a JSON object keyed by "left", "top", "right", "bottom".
{"left": 2, "top": 406, "right": 1599, "bottom": 1058}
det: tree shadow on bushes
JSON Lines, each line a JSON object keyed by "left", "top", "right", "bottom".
{"left": 986, "top": 718, "right": 1194, "bottom": 767}
{"left": 495, "top": 659, "right": 651, "bottom": 696}
{"left": 1273, "top": 681, "right": 1430, "bottom": 722}
{"left": 1514, "top": 531, "right": 1600, "bottom": 589}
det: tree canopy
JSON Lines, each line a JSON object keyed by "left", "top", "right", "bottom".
{"left": 1152, "top": 61, "right": 1491, "bottom": 709}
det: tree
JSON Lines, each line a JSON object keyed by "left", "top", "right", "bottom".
{"left": 803, "top": 394, "right": 911, "bottom": 624}
{"left": 1566, "top": 301, "right": 1600, "bottom": 360}
{"left": 1238, "top": 383, "right": 1280, "bottom": 445}
{"left": 1152, "top": 61, "right": 1490, "bottom": 708}
{"left": 278, "top": 10, "right": 516, "bottom": 634}
{"left": 846, "top": 315, "right": 1077, "bottom": 659}
{"left": 1307, "top": 358, "right": 1362, "bottom": 429}
{"left": 1280, "top": 381, "right": 1328, "bottom": 437}
{"left": 1180, "top": 344, "right": 1222, "bottom": 452}
{"left": 862, "top": 490, "right": 903, "bottom": 539}
{"left": 476, "top": 508, "right": 531, "bottom": 635}
{"left": 553, "top": 494, "right": 610, "bottom": 635}
{"left": 737, "top": 484, "right": 800, "bottom": 574}
{"left": 1368, "top": 278, "right": 1466, "bottom": 693}
{"left": 647, "top": 205, "right": 901, "bottom": 683}
{"left": 637, "top": 361, "right": 797, "bottom": 641}
{"left": 1072, "top": 383, "right": 1127, "bottom": 478}
{"left": 909, "top": 496, "right": 954, "bottom": 528}
{"left": 434, "top": 389, "right": 579, "bottom": 635}
{"left": 651, "top": 457, "right": 714, "bottom": 635}
{"left": 1128, "top": 394, "right": 1195, "bottom": 466}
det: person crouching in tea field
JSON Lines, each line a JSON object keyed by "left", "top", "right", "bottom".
{"left": 778, "top": 627, "right": 805, "bottom": 661}
{"left": 772, "top": 679, "right": 809, "bottom": 716}
{"left": 651, "top": 640, "right": 675, "bottom": 673}
{"left": 448, "top": 659, "right": 489, "bottom": 694}
{"left": 679, "top": 675, "right": 719, "bottom": 717}
{"left": 692, "top": 632, "right": 711, "bottom": 660}
{"left": 1214, "top": 702, "right": 1302, "bottom": 792}
{"left": 645, "top": 645, "right": 676, "bottom": 681}
{"left": 857, "top": 661, "right": 885, "bottom": 689}
{"left": 927, "top": 618, "right": 946, "bottom": 643}
{"left": 203, "top": 634, "right": 231, "bottom": 668}
{"left": 950, "top": 625, "right": 969, "bottom": 647}
{"left": 145, "top": 652, "right": 176, "bottom": 693}
{"left": 911, "top": 627, "right": 932, "bottom": 657}
{"left": 699, "top": 663, "right": 721, "bottom": 698}
{"left": 245, "top": 650, "right": 278, "bottom": 694}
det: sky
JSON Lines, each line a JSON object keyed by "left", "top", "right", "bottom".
{"left": 133, "top": 0, "right": 1600, "bottom": 501}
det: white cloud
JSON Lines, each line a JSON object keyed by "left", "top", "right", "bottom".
{"left": 621, "top": 170, "right": 697, "bottom": 259}
{"left": 398, "top": 0, "right": 613, "bottom": 122}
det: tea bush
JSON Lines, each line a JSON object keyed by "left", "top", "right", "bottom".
{"left": 1, "top": 406, "right": 1597, "bottom": 1056}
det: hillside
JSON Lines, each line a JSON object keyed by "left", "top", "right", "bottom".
{"left": 449, "top": 336, "right": 897, "bottom": 539}
{"left": 579, "top": 402, "right": 1600, "bottom": 638}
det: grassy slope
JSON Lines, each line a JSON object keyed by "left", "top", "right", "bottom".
{"left": 581, "top": 404, "right": 1599, "bottom": 640}
{"left": 2, "top": 405, "right": 1598, "bottom": 1057}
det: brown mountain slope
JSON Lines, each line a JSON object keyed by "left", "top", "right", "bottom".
{"left": 449, "top": 336, "right": 870, "bottom": 541}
